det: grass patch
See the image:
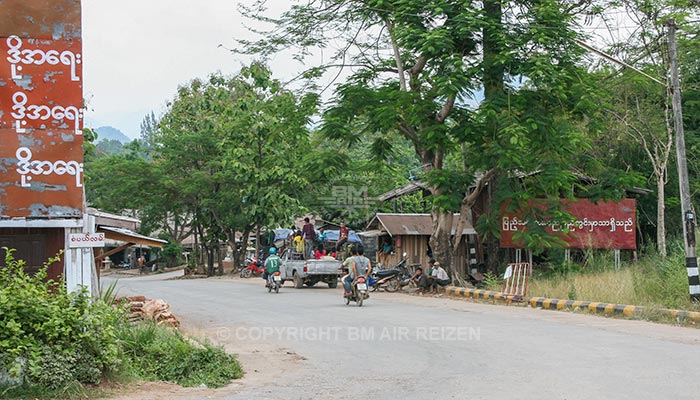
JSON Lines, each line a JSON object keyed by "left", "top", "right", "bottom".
{"left": 117, "top": 322, "right": 243, "bottom": 388}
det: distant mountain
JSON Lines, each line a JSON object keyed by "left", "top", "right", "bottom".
{"left": 95, "top": 126, "right": 131, "bottom": 143}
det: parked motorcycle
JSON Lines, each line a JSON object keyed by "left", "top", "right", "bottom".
{"left": 240, "top": 257, "right": 264, "bottom": 278}
{"left": 370, "top": 253, "right": 408, "bottom": 292}
{"left": 266, "top": 270, "right": 282, "bottom": 293}
{"left": 345, "top": 276, "right": 369, "bottom": 307}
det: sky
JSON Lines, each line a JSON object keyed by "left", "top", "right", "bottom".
{"left": 80, "top": 1, "right": 634, "bottom": 140}
{"left": 81, "top": 0, "right": 291, "bottom": 139}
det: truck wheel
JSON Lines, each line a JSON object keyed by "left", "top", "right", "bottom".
{"left": 293, "top": 272, "right": 303, "bottom": 289}
{"left": 328, "top": 279, "right": 338, "bottom": 289}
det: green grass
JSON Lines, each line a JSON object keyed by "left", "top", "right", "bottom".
{"left": 117, "top": 322, "right": 243, "bottom": 388}
{"left": 527, "top": 242, "right": 700, "bottom": 311}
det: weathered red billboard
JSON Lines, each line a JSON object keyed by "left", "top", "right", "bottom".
{"left": 0, "top": 0, "right": 83, "bottom": 218}
{"left": 500, "top": 199, "right": 637, "bottom": 249}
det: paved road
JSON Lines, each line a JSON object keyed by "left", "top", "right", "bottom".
{"left": 106, "top": 272, "right": 700, "bottom": 400}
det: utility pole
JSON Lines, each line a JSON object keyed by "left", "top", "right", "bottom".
{"left": 667, "top": 19, "right": 700, "bottom": 300}
{"left": 577, "top": 23, "right": 699, "bottom": 300}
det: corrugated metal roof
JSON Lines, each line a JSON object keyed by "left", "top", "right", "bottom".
{"left": 97, "top": 226, "right": 167, "bottom": 248}
{"left": 366, "top": 213, "right": 475, "bottom": 236}
{"left": 378, "top": 181, "right": 429, "bottom": 202}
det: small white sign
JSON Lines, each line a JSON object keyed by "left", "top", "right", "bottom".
{"left": 68, "top": 232, "right": 105, "bottom": 248}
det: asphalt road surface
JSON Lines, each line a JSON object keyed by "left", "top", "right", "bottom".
{"left": 106, "top": 271, "right": 700, "bottom": 400}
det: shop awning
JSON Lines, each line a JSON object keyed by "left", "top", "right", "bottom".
{"left": 97, "top": 226, "right": 168, "bottom": 248}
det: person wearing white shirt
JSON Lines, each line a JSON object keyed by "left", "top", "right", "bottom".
{"left": 429, "top": 261, "right": 450, "bottom": 293}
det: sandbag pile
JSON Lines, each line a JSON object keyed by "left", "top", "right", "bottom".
{"left": 116, "top": 295, "right": 180, "bottom": 327}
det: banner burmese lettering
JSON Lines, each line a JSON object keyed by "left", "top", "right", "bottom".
{"left": 0, "top": 0, "right": 84, "bottom": 218}
{"left": 500, "top": 199, "right": 637, "bottom": 249}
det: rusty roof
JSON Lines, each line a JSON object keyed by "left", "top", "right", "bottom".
{"left": 378, "top": 181, "right": 429, "bottom": 202}
{"left": 366, "top": 213, "right": 475, "bottom": 236}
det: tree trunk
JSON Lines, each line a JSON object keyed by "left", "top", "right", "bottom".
{"left": 482, "top": 0, "right": 504, "bottom": 276}
{"left": 485, "top": 179, "right": 500, "bottom": 275}
{"left": 657, "top": 173, "right": 667, "bottom": 257}
{"left": 217, "top": 244, "right": 224, "bottom": 276}
{"left": 430, "top": 209, "right": 454, "bottom": 279}
{"left": 207, "top": 246, "right": 215, "bottom": 276}
{"left": 229, "top": 229, "right": 251, "bottom": 273}
{"left": 194, "top": 227, "right": 205, "bottom": 275}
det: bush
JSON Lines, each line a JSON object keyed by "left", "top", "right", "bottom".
{"left": 160, "top": 242, "right": 184, "bottom": 268}
{"left": 0, "top": 248, "right": 126, "bottom": 393}
{"left": 0, "top": 247, "right": 243, "bottom": 397}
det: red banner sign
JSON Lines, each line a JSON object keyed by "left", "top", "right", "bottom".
{"left": 0, "top": 0, "right": 83, "bottom": 219}
{"left": 0, "top": 129, "right": 84, "bottom": 218}
{"left": 500, "top": 199, "right": 637, "bottom": 249}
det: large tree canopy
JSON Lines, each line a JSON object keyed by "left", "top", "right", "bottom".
{"left": 154, "top": 63, "right": 318, "bottom": 271}
{"left": 237, "top": 0, "right": 607, "bottom": 275}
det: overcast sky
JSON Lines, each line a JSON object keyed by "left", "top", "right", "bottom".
{"left": 81, "top": 1, "right": 631, "bottom": 140}
{"left": 82, "top": 0, "right": 292, "bottom": 139}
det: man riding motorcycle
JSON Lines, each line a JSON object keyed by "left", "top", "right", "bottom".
{"left": 263, "top": 247, "right": 281, "bottom": 288}
{"left": 342, "top": 244, "right": 372, "bottom": 297}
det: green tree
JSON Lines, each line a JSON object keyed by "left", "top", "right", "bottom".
{"left": 585, "top": 0, "right": 700, "bottom": 256}
{"left": 237, "top": 0, "right": 602, "bottom": 277}
{"left": 155, "top": 63, "right": 318, "bottom": 272}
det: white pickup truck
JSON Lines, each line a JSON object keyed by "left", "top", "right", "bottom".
{"left": 279, "top": 249, "right": 342, "bottom": 289}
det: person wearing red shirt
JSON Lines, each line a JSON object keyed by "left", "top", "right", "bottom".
{"left": 336, "top": 222, "right": 349, "bottom": 252}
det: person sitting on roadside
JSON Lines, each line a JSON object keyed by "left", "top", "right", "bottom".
{"left": 425, "top": 259, "right": 436, "bottom": 289}
{"left": 429, "top": 261, "right": 450, "bottom": 293}
{"left": 411, "top": 267, "right": 429, "bottom": 293}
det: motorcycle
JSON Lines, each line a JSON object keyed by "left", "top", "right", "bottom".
{"left": 240, "top": 257, "right": 264, "bottom": 278}
{"left": 345, "top": 276, "right": 369, "bottom": 307}
{"left": 266, "top": 270, "right": 282, "bottom": 293}
{"left": 370, "top": 253, "right": 408, "bottom": 292}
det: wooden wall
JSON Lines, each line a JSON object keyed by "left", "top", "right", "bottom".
{"left": 0, "top": 228, "right": 65, "bottom": 280}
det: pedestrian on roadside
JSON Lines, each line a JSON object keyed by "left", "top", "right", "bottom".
{"left": 429, "top": 261, "right": 450, "bottom": 293}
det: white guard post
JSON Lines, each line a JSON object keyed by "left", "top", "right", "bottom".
{"left": 64, "top": 214, "right": 99, "bottom": 296}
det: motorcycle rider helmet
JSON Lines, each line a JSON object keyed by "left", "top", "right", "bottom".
{"left": 269, "top": 247, "right": 277, "bottom": 255}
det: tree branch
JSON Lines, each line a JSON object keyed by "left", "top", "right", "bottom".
{"left": 437, "top": 96, "right": 455, "bottom": 123}
{"left": 386, "top": 20, "right": 407, "bottom": 91}
{"left": 453, "top": 168, "right": 497, "bottom": 252}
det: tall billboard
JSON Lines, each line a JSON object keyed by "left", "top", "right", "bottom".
{"left": 0, "top": 0, "right": 84, "bottom": 218}
{"left": 500, "top": 199, "right": 637, "bottom": 249}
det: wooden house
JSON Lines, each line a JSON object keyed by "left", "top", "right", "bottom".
{"left": 363, "top": 213, "right": 478, "bottom": 276}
